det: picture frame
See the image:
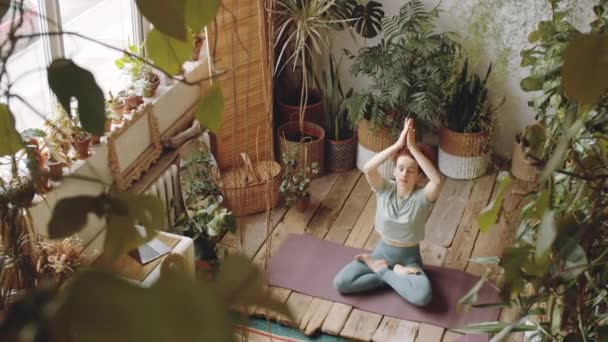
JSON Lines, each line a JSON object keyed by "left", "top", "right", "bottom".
{"left": 107, "top": 104, "right": 162, "bottom": 191}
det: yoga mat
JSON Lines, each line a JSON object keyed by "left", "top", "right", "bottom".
{"left": 268, "top": 234, "right": 501, "bottom": 329}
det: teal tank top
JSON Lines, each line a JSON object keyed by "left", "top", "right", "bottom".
{"left": 374, "top": 179, "right": 432, "bottom": 244}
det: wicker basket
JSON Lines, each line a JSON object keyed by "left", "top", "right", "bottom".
{"left": 277, "top": 121, "right": 325, "bottom": 178}
{"left": 326, "top": 134, "right": 357, "bottom": 172}
{"left": 438, "top": 126, "right": 491, "bottom": 157}
{"left": 511, "top": 141, "right": 540, "bottom": 182}
{"left": 357, "top": 119, "right": 393, "bottom": 152}
{"left": 438, "top": 126, "right": 491, "bottom": 179}
{"left": 220, "top": 159, "right": 281, "bottom": 216}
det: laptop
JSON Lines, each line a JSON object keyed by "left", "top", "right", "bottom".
{"left": 131, "top": 225, "right": 172, "bottom": 265}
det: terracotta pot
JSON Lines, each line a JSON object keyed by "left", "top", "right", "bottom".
{"left": 111, "top": 99, "right": 125, "bottom": 117}
{"left": 118, "top": 92, "right": 141, "bottom": 111}
{"left": 276, "top": 90, "right": 323, "bottom": 126}
{"left": 295, "top": 196, "right": 310, "bottom": 212}
{"left": 72, "top": 137, "right": 91, "bottom": 159}
{"left": 47, "top": 161, "right": 65, "bottom": 180}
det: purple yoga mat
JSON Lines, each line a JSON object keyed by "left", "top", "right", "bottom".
{"left": 268, "top": 234, "right": 501, "bottom": 329}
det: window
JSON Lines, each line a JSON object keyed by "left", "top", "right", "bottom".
{"left": 60, "top": 0, "right": 135, "bottom": 95}
{"left": 2, "top": 0, "right": 50, "bottom": 131}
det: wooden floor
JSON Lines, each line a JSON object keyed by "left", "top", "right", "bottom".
{"left": 220, "top": 162, "right": 530, "bottom": 342}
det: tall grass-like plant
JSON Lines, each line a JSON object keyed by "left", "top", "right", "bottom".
{"left": 319, "top": 54, "right": 353, "bottom": 141}
{"left": 443, "top": 59, "right": 505, "bottom": 133}
{"left": 273, "top": 0, "right": 351, "bottom": 127}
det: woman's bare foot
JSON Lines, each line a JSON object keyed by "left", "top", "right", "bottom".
{"left": 394, "top": 264, "right": 421, "bottom": 276}
{"left": 355, "top": 254, "right": 389, "bottom": 272}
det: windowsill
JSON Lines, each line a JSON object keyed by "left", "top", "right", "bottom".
{"left": 29, "top": 58, "right": 214, "bottom": 259}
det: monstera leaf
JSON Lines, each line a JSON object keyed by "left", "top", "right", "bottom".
{"left": 351, "top": 1, "right": 384, "bottom": 38}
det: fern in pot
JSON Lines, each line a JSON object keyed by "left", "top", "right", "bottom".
{"left": 344, "top": 0, "right": 461, "bottom": 178}
{"left": 320, "top": 54, "right": 356, "bottom": 172}
{"left": 439, "top": 59, "right": 505, "bottom": 179}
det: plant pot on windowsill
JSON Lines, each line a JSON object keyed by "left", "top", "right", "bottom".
{"left": 438, "top": 126, "right": 491, "bottom": 180}
{"left": 326, "top": 132, "right": 357, "bottom": 172}
{"left": 277, "top": 121, "right": 325, "bottom": 178}
{"left": 118, "top": 89, "right": 142, "bottom": 111}
{"left": 47, "top": 160, "right": 65, "bottom": 180}
{"left": 71, "top": 134, "right": 92, "bottom": 160}
{"left": 276, "top": 90, "right": 323, "bottom": 127}
{"left": 142, "top": 72, "right": 160, "bottom": 98}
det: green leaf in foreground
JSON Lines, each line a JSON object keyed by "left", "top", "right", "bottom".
{"left": 146, "top": 28, "right": 193, "bottom": 75}
{"left": 196, "top": 83, "right": 224, "bottom": 133}
{"left": 0, "top": 104, "right": 23, "bottom": 156}
{"left": 477, "top": 171, "right": 513, "bottom": 232}
{"left": 47, "top": 59, "right": 105, "bottom": 136}
{"left": 136, "top": 0, "right": 187, "bottom": 41}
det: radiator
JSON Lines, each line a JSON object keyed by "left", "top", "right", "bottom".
{"left": 144, "top": 163, "right": 184, "bottom": 228}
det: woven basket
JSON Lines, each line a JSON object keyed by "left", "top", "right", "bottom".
{"left": 357, "top": 143, "right": 395, "bottom": 180}
{"left": 511, "top": 141, "right": 540, "bottom": 182}
{"left": 438, "top": 147, "right": 490, "bottom": 179}
{"left": 357, "top": 119, "right": 393, "bottom": 152}
{"left": 277, "top": 121, "right": 325, "bottom": 178}
{"left": 326, "top": 134, "right": 357, "bottom": 172}
{"left": 438, "top": 126, "right": 490, "bottom": 157}
{"left": 220, "top": 160, "right": 281, "bottom": 216}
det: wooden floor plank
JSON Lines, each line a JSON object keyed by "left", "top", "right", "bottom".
{"left": 220, "top": 206, "right": 289, "bottom": 258}
{"left": 444, "top": 172, "right": 498, "bottom": 270}
{"left": 340, "top": 308, "right": 383, "bottom": 341}
{"left": 305, "top": 169, "right": 362, "bottom": 239}
{"left": 425, "top": 178, "right": 475, "bottom": 248}
{"left": 372, "top": 317, "right": 419, "bottom": 342}
{"left": 344, "top": 194, "right": 376, "bottom": 247}
{"left": 299, "top": 298, "right": 333, "bottom": 335}
{"left": 442, "top": 331, "right": 463, "bottom": 342}
{"left": 322, "top": 302, "right": 353, "bottom": 335}
{"left": 414, "top": 324, "right": 444, "bottom": 342}
{"left": 277, "top": 292, "right": 314, "bottom": 327}
{"left": 321, "top": 176, "right": 372, "bottom": 243}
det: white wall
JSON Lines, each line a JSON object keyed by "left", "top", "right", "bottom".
{"left": 328, "top": 0, "right": 597, "bottom": 157}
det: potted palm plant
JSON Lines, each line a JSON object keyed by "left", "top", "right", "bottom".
{"left": 320, "top": 54, "right": 356, "bottom": 172}
{"left": 439, "top": 59, "right": 505, "bottom": 179}
{"left": 345, "top": 0, "right": 461, "bottom": 179}
{"left": 273, "top": 0, "right": 348, "bottom": 126}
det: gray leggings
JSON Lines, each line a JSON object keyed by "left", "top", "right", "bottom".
{"left": 333, "top": 241, "right": 432, "bottom": 307}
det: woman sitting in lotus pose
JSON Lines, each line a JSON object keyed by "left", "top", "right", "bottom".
{"left": 333, "top": 118, "right": 442, "bottom": 306}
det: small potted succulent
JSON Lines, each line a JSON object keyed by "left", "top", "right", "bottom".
{"left": 45, "top": 138, "right": 69, "bottom": 180}
{"left": 279, "top": 149, "right": 320, "bottom": 212}
{"left": 106, "top": 91, "right": 126, "bottom": 118}
{"left": 140, "top": 65, "right": 160, "bottom": 98}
